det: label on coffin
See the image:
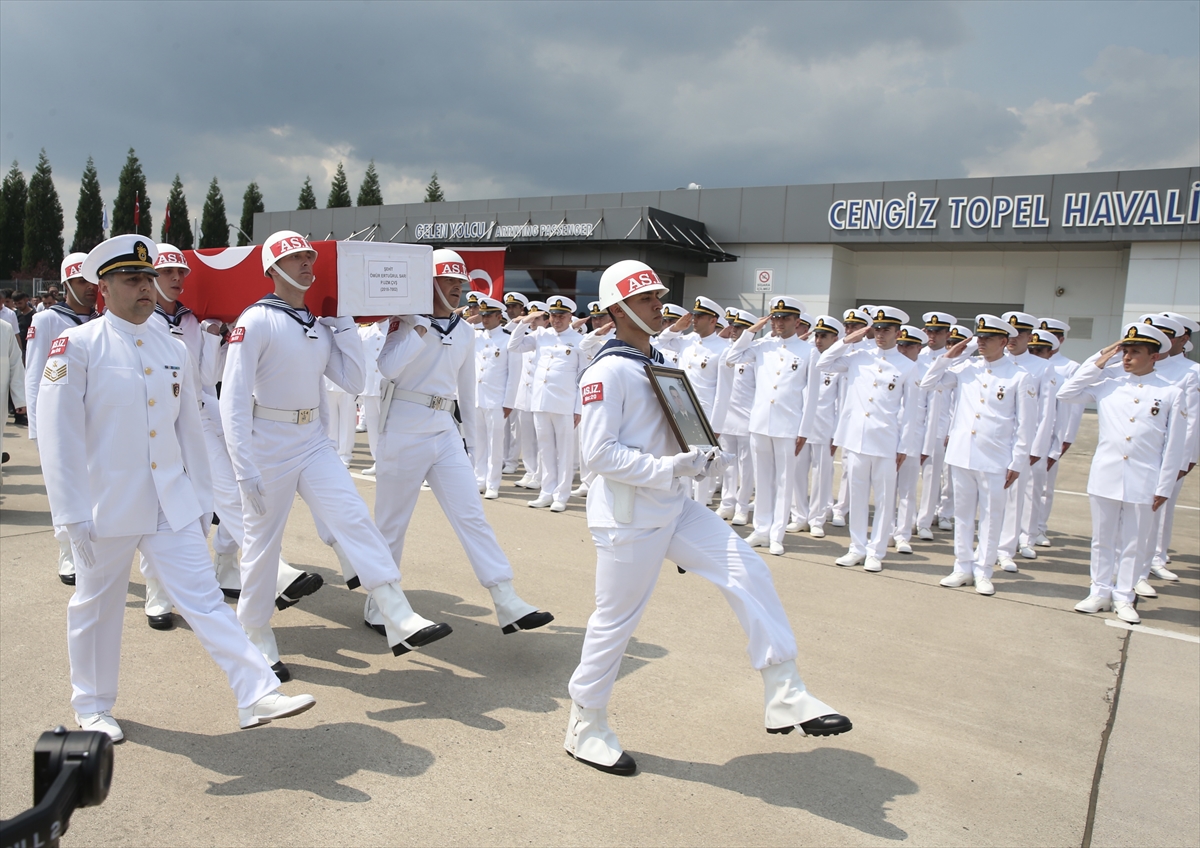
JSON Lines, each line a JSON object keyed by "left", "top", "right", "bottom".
{"left": 336, "top": 241, "right": 432, "bottom": 317}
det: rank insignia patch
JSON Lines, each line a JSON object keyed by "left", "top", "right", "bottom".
{"left": 43, "top": 361, "right": 67, "bottom": 383}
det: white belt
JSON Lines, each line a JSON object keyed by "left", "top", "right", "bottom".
{"left": 392, "top": 389, "right": 457, "bottom": 412}
{"left": 253, "top": 403, "right": 319, "bottom": 425}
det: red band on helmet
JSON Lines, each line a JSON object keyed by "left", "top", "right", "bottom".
{"left": 270, "top": 236, "right": 312, "bottom": 257}
{"left": 435, "top": 261, "right": 467, "bottom": 277}
{"left": 65, "top": 262, "right": 84, "bottom": 278}
{"left": 615, "top": 270, "right": 662, "bottom": 298}
{"left": 155, "top": 252, "right": 187, "bottom": 268}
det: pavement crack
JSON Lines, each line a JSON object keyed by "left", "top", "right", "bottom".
{"left": 1081, "top": 628, "right": 1131, "bottom": 848}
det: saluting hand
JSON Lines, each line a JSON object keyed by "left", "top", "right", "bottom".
{"left": 1094, "top": 341, "right": 1123, "bottom": 368}
{"left": 944, "top": 338, "right": 971, "bottom": 359}
{"left": 843, "top": 325, "right": 870, "bottom": 345}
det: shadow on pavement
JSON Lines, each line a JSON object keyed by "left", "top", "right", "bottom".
{"left": 120, "top": 720, "right": 433, "bottom": 801}
{"left": 635, "top": 747, "right": 917, "bottom": 840}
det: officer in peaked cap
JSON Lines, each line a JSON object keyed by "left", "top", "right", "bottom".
{"left": 1059, "top": 322, "right": 1185, "bottom": 625}
{"left": 888, "top": 325, "right": 931, "bottom": 555}
{"left": 712, "top": 309, "right": 759, "bottom": 525}
{"left": 798, "top": 315, "right": 845, "bottom": 537}
{"left": 914, "top": 312, "right": 956, "bottom": 540}
{"left": 504, "top": 300, "right": 548, "bottom": 488}
{"left": 672, "top": 296, "right": 730, "bottom": 505}
{"left": 499, "top": 291, "right": 531, "bottom": 472}
{"left": 503, "top": 291, "right": 529, "bottom": 322}
{"left": 472, "top": 296, "right": 511, "bottom": 499}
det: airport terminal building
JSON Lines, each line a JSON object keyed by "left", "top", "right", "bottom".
{"left": 256, "top": 166, "right": 1200, "bottom": 361}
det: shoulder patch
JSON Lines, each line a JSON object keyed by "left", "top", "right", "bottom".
{"left": 43, "top": 360, "right": 67, "bottom": 383}
{"left": 26, "top": 325, "right": 34, "bottom": 340}
{"left": 229, "top": 326, "right": 246, "bottom": 343}
{"left": 49, "top": 336, "right": 68, "bottom": 356}
{"left": 581, "top": 382, "right": 604, "bottom": 405}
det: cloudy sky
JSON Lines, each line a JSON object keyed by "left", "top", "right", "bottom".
{"left": 1, "top": 0, "right": 1197, "bottom": 240}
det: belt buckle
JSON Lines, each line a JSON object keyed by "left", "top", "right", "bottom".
{"left": 429, "top": 395, "right": 444, "bottom": 410}
{"left": 296, "top": 408, "right": 314, "bottom": 425}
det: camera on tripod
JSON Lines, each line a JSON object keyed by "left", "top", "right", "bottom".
{"left": 0, "top": 726, "right": 113, "bottom": 847}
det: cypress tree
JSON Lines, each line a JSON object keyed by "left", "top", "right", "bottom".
{"left": 22, "top": 149, "right": 64, "bottom": 275}
{"left": 0, "top": 161, "right": 27, "bottom": 280}
{"left": 198, "top": 177, "right": 229, "bottom": 249}
{"left": 70, "top": 156, "right": 105, "bottom": 254}
{"left": 327, "top": 162, "right": 351, "bottom": 208}
{"left": 357, "top": 160, "right": 383, "bottom": 206}
{"left": 297, "top": 176, "right": 317, "bottom": 210}
{"left": 112, "top": 147, "right": 152, "bottom": 237}
{"left": 162, "top": 174, "right": 194, "bottom": 249}
{"left": 424, "top": 171, "right": 445, "bottom": 203}
{"left": 238, "top": 181, "right": 264, "bottom": 246}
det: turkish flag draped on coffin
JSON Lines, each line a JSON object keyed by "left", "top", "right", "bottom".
{"left": 456, "top": 247, "right": 506, "bottom": 300}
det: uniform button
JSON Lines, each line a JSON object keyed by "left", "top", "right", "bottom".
{"left": 975, "top": 413, "right": 980, "bottom": 418}
{"left": 1134, "top": 399, "right": 1139, "bottom": 404}
{"left": 144, "top": 367, "right": 152, "bottom": 375}
{"left": 151, "top": 462, "right": 157, "bottom": 469}
{"left": 1123, "top": 455, "right": 1128, "bottom": 460}
{"left": 150, "top": 430, "right": 157, "bottom": 438}
{"left": 772, "top": 385, "right": 777, "bottom": 389}
{"left": 980, "top": 398, "right": 985, "bottom": 403}
{"left": 971, "top": 430, "right": 976, "bottom": 435}
{"left": 770, "top": 399, "right": 775, "bottom": 404}
{"left": 865, "top": 412, "right": 870, "bottom": 417}
{"left": 136, "top": 340, "right": 143, "bottom": 347}
{"left": 1125, "top": 436, "right": 1131, "bottom": 441}
{"left": 1130, "top": 417, "right": 1135, "bottom": 422}
{"left": 148, "top": 399, "right": 156, "bottom": 406}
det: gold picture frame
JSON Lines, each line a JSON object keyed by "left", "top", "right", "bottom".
{"left": 643, "top": 363, "right": 719, "bottom": 452}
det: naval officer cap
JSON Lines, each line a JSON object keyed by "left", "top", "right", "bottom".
{"left": 1038, "top": 317, "right": 1071, "bottom": 335}
{"left": 81, "top": 234, "right": 159, "bottom": 283}
{"left": 547, "top": 295, "right": 576, "bottom": 313}
{"left": 715, "top": 312, "right": 728, "bottom": 329}
{"left": 503, "top": 291, "right": 529, "bottom": 308}
{"left": 1120, "top": 321, "right": 1171, "bottom": 352}
{"left": 871, "top": 305, "right": 909, "bottom": 327}
{"left": 948, "top": 324, "right": 973, "bottom": 344}
{"left": 811, "top": 315, "right": 845, "bottom": 337}
{"left": 1161, "top": 311, "right": 1199, "bottom": 335}
{"left": 842, "top": 307, "right": 870, "bottom": 327}
{"left": 923, "top": 311, "right": 956, "bottom": 329}
{"left": 60, "top": 252, "right": 88, "bottom": 283}
{"left": 527, "top": 300, "right": 548, "bottom": 314}
{"left": 588, "top": 301, "right": 602, "bottom": 317}
{"left": 662, "top": 303, "right": 687, "bottom": 319}
{"left": 897, "top": 325, "right": 928, "bottom": 345}
{"left": 476, "top": 295, "right": 503, "bottom": 313}
{"left": 1002, "top": 311, "right": 1037, "bottom": 332}
{"left": 731, "top": 309, "right": 757, "bottom": 328}
{"left": 1139, "top": 313, "right": 1185, "bottom": 339}
{"left": 974, "top": 314, "right": 1017, "bottom": 337}
{"left": 1028, "top": 329, "right": 1060, "bottom": 351}
{"left": 798, "top": 311, "right": 814, "bottom": 328}
{"left": 768, "top": 296, "right": 805, "bottom": 317}
{"left": 692, "top": 295, "right": 722, "bottom": 317}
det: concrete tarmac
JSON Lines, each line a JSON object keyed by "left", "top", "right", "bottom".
{"left": 1, "top": 412, "right": 1197, "bottom": 847}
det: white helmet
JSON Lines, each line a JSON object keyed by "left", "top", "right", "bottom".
{"left": 154, "top": 244, "right": 190, "bottom": 274}
{"left": 598, "top": 260, "right": 668, "bottom": 310}
{"left": 61, "top": 252, "right": 88, "bottom": 283}
{"left": 261, "top": 230, "right": 317, "bottom": 290}
{"left": 432, "top": 248, "right": 470, "bottom": 281}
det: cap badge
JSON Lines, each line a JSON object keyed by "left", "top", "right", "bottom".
{"left": 876, "top": 310, "right": 886, "bottom": 322}
{"left": 1009, "top": 315, "right": 1019, "bottom": 326}
{"left": 977, "top": 318, "right": 987, "bottom": 330}
{"left": 136, "top": 242, "right": 149, "bottom": 262}
{"left": 1126, "top": 327, "right": 1139, "bottom": 340}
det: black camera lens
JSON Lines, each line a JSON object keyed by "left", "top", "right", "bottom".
{"left": 33, "top": 726, "right": 114, "bottom": 808}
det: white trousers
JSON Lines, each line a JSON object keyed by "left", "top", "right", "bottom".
{"left": 938, "top": 458, "right": 955, "bottom": 521}
{"left": 375, "top": 426, "right": 514, "bottom": 588}
{"left": 568, "top": 497, "right": 798, "bottom": 709}
{"left": 892, "top": 453, "right": 920, "bottom": 543}
{"left": 533, "top": 410, "right": 574, "bottom": 503}
{"left": 917, "top": 438, "right": 946, "bottom": 531}
{"left": 718, "top": 433, "right": 755, "bottom": 515}
{"left": 1149, "top": 474, "right": 1186, "bottom": 570}
{"left": 833, "top": 450, "right": 850, "bottom": 518}
{"left": 790, "top": 443, "right": 812, "bottom": 526}
{"left": 327, "top": 390, "right": 357, "bottom": 465}
{"left": 517, "top": 410, "right": 539, "bottom": 478}
{"left": 473, "top": 406, "right": 507, "bottom": 492}
{"left": 1020, "top": 457, "right": 1049, "bottom": 547}
{"left": 504, "top": 412, "right": 521, "bottom": 467}
{"left": 360, "top": 395, "right": 381, "bottom": 460}
{"left": 807, "top": 441, "right": 835, "bottom": 529}
{"left": 68, "top": 513, "right": 278, "bottom": 715}
{"left": 751, "top": 434, "right": 795, "bottom": 544}
{"left": 238, "top": 442, "right": 399, "bottom": 631}
{"left": 997, "top": 462, "right": 1032, "bottom": 558}
{"left": 949, "top": 466, "right": 1007, "bottom": 580}
{"left": 1039, "top": 460, "right": 1062, "bottom": 536}
{"left": 844, "top": 450, "right": 898, "bottom": 560}
{"left": 1089, "top": 495, "right": 1153, "bottom": 605}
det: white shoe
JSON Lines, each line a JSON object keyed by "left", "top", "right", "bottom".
{"left": 975, "top": 577, "right": 995, "bottom": 596}
{"left": 940, "top": 571, "right": 973, "bottom": 588}
{"left": 1033, "top": 532, "right": 1051, "bottom": 547}
{"left": 1019, "top": 545, "right": 1038, "bottom": 560}
{"left": 549, "top": 501, "right": 567, "bottom": 513}
{"left": 564, "top": 702, "right": 635, "bottom": 775}
{"left": 835, "top": 552, "right": 864, "bottom": 567}
{"left": 528, "top": 493, "right": 554, "bottom": 508}
{"left": 938, "top": 517, "right": 953, "bottom": 531}
{"left": 355, "top": 423, "right": 367, "bottom": 433}
{"left": 362, "top": 464, "right": 376, "bottom": 476}
{"left": 731, "top": 511, "right": 749, "bottom": 526}
{"left": 421, "top": 480, "right": 431, "bottom": 490}
{"left": 917, "top": 527, "right": 934, "bottom": 541}
{"left": 489, "top": 580, "right": 540, "bottom": 631}
{"left": 77, "top": 710, "right": 124, "bottom": 742}
{"left": 515, "top": 474, "right": 536, "bottom": 489}
{"left": 483, "top": 489, "right": 499, "bottom": 500}
{"left": 809, "top": 525, "right": 826, "bottom": 538}
{"left": 716, "top": 505, "right": 735, "bottom": 520}
{"left": 1113, "top": 602, "right": 1141, "bottom": 624}
{"left": 502, "top": 462, "right": 519, "bottom": 474}
{"left": 864, "top": 557, "right": 882, "bottom": 572}
{"left": 1074, "top": 595, "right": 1111, "bottom": 614}
{"left": 1150, "top": 564, "right": 1179, "bottom": 581}
{"left": 477, "top": 481, "right": 486, "bottom": 493}
{"left": 238, "top": 690, "right": 316, "bottom": 729}
{"left": 571, "top": 483, "right": 589, "bottom": 497}
{"left": 998, "top": 556, "right": 1018, "bottom": 573}
{"left": 761, "top": 660, "right": 842, "bottom": 734}
{"left": 769, "top": 542, "right": 785, "bottom": 556}
{"left": 1133, "top": 579, "right": 1158, "bottom": 598}
{"left": 894, "top": 538, "right": 913, "bottom": 555}
{"left": 830, "top": 513, "right": 846, "bottom": 527}
{"left": 744, "top": 531, "right": 770, "bottom": 548}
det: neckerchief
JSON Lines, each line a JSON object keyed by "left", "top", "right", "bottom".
{"left": 154, "top": 302, "right": 193, "bottom": 336}
{"left": 427, "top": 313, "right": 461, "bottom": 339}
{"left": 584, "top": 338, "right": 665, "bottom": 374}
{"left": 49, "top": 302, "right": 97, "bottom": 325}
{"left": 251, "top": 293, "right": 317, "bottom": 337}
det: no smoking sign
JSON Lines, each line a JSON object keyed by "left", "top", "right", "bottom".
{"left": 754, "top": 268, "right": 774, "bottom": 292}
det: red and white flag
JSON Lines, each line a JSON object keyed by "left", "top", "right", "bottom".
{"left": 456, "top": 248, "right": 505, "bottom": 300}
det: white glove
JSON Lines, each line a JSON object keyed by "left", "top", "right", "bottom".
{"left": 239, "top": 476, "right": 267, "bottom": 516}
{"left": 200, "top": 318, "right": 223, "bottom": 336}
{"left": 319, "top": 315, "right": 355, "bottom": 332}
{"left": 708, "top": 449, "right": 733, "bottom": 478}
{"left": 64, "top": 521, "right": 97, "bottom": 570}
{"left": 671, "top": 448, "right": 709, "bottom": 479}
{"left": 396, "top": 314, "right": 431, "bottom": 331}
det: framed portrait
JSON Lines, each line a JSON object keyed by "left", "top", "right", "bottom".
{"left": 644, "top": 363, "right": 719, "bottom": 452}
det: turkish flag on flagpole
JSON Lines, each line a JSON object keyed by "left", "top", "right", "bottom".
{"left": 456, "top": 247, "right": 506, "bottom": 300}
{"left": 163, "top": 204, "right": 171, "bottom": 237}
{"left": 134, "top": 192, "right": 140, "bottom": 229}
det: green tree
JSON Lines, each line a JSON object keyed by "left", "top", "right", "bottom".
{"left": 327, "top": 162, "right": 351, "bottom": 208}
{"left": 198, "top": 177, "right": 229, "bottom": 249}
{"left": 238, "top": 181, "right": 264, "bottom": 246}
{"left": 112, "top": 147, "right": 152, "bottom": 237}
{"left": 424, "top": 171, "right": 445, "bottom": 203}
{"left": 357, "top": 160, "right": 383, "bottom": 206}
{"left": 22, "top": 149, "right": 64, "bottom": 275}
{"left": 162, "top": 174, "right": 194, "bottom": 249}
{"left": 297, "top": 176, "right": 317, "bottom": 210}
{"left": 0, "top": 161, "right": 27, "bottom": 280}
{"left": 70, "top": 156, "right": 105, "bottom": 254}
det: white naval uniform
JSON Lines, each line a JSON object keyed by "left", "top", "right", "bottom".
{"left": 503, "top": 344, "right": 539, "bottom": 483}
{"left": 892, "top": 372, "right": 934, "bottom": 545}
{"left": 726, "top": 331, "right": 814, "bottom": 544}
{"left": 374, "top": 315, "right": 533, "bottom": 624}
{"left": 997, "top": 350, "right": 1057, "bottom": 559}
{"left": 817, "top": 340, "right": 919, "bottom": 561}
{"left": 1145, "top": 352, "right": 1199, "bottom": 572}
{"left": 357, "top": 321, "right": 387, "bottom": 462}
{"left": 798, "top": 364, "right": 843, "bottom": 530}
{"left": 921, "top": 351, "right": 1035, "bottom": 580}
{"left": 0, "top": 320, "right": 24, "bottom": 485}
{"left": 712, "top": 343, "right": 757, "bottom": 519}
{"left": 38, "top": 313, "right": 278, "bottom": 715}
{"left": 473, "top": 324, "right": 511, "bottom": 492}
{"left": 677, "top": 331, "right": 729, "bottom": 503}
{"left": 220, "top": 297, "right": 399, "bottom": 647}
{"left": 508, "top": 323, "right": 586, "bottom": 504}
{"left": 1039, "top": 351, "right": 1082, "bottom": 537}
{"left": 915, "top": 346, "right": 952, "bottom": 532}
{"left": 1058, "top": 358, "right": 1186, "bottom": 604}
{"left": 570, "top": 341, "right": 830, "bottom": 723}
